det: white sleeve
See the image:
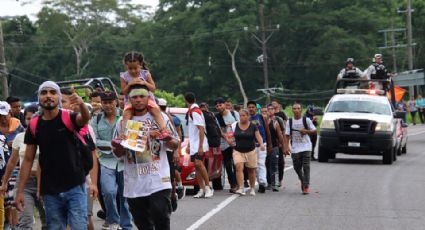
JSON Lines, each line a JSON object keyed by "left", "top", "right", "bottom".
{"left": 12, "top": 133, "right": 23, "bottom": 151}
{"left": 231, "top": 122, "right": 237, "bottom": 132}
{"left": 337, "top": 69, "right": 344, "bottom": 79}
{"left": 233, "top": 111, "right": 240, "bottom": 121}
{"left": 306, "top": 118, "right": 316, "bottom": 131}
{"left": 192, "top": 112, "right": 205, "bottom": 127}
{"left": 285, "top": 120, "right": 290, "bottom": 135}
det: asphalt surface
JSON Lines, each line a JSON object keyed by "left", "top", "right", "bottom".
{"left": 35, "top": 125, "right": 425, "bottom": 229}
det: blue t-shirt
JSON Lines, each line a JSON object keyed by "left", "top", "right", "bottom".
{"left": 250, "top": 114, "right": 266, "bottom": 144}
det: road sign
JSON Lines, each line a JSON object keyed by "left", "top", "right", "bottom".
{"left": 393, "top": 70, "right": 424, "bottom": 87}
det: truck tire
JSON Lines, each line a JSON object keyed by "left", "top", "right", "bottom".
{"left": 318, "top": 147, "right": 329, "bottom": 162}
{"left": 383, "top": 148, "right": 394, "bottom": 165}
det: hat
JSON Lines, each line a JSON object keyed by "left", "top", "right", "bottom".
{"left": 346, "top": 58, "right": 354, "bottom": 65}
{"left": 374, "top": 54, "right": 382, "bottom": 58}
{"left": 0, "top": 101, "right": 11, "bottom": 116}
{"left": 158, "top": 98, "right": 167, "bottom": 106}
{"left": 38, "top": 81, "right": 62, "bottom": 108}
{"left": 100, "top": 91, "right": 117, "bottom": 101}
{"left": 215, "top": 97, "right": 225, "bottom": 105}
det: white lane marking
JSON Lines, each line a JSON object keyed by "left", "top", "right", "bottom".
{"left": 186, "top": 165, "right": 294, "bottom": 230}
{"left": 407, "top": 130, "right": 425, "bottom": 137}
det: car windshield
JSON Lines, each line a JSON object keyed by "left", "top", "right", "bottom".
{"left": 173, "top": 113, "right": 189, "bottom": 138}
{"left": 327, "top": 99, "right": 391, "bottom": 115}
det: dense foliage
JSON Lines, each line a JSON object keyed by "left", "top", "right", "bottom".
{"left": 2, "top": 0, "right": 424, "bottom": 106}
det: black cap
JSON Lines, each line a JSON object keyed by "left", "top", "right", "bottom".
{"left": 215, "top": 97, "right": 225, "bottom": 105}
{"left": 100, "top": 91, "right": 117, "bottom": 101}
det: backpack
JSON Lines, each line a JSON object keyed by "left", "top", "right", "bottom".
{"left": 288, "top": 116, "right": 309, "bottom": 136}
{"left": 29, "top": 109, "right": 94, "bottom": 175}
{"left": 187, "top": 107, "right": 221, "bottom": 148}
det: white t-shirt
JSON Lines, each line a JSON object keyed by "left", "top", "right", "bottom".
{"left": 285, "top": 117, "right": 316, "bottom": 154}
{"left": 116, "top": 112, "right": 177, "bottom": 198}
{"left": 188, "top": 104, "right": 209, "bottom": 155}
{"left": 12, "top": 132, "right": 40, "bottom": 172}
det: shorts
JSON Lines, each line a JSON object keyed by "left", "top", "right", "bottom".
{"left": 190, "top": 153, "right": 205, "bottom": 162}
{"left": 233, "top": 149, "right": 257, "bottom": 169}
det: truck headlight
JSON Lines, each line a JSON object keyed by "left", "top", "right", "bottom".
{"left": 375, "top": 122, "right": 391, "bottom": 131}
{"left": 320, "top": 120, "right": 335, "bottom": 129}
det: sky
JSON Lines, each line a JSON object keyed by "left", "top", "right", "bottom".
{"left": 0, "top": 0, "right": 159, "bottom": 20}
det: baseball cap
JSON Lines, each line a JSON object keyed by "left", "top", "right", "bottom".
{"left": 0, "top": 101, "right": 11, "bottom": 115}
{"left": 100, "top": 91, "right": 117, "bottom": 101}
{"left": 158, "top": 98, "right": 167, "bottom": 106}
{"left": 374, "top": 54, "right": 382, "bottom": 58}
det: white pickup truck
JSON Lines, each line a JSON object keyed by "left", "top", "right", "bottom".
{"left": 318, "top": 90, "right": 405, "bottom": 164}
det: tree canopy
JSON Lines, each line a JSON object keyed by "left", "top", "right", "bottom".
{"left": 2, "top": 0, "right": 424, "bottom": 106}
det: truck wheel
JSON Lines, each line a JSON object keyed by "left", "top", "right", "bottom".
{"left": 383, "top": 148, "right": 394, "bottom": 165}
{"left": 318, "top": 147, "right": 329, "bottom": 162}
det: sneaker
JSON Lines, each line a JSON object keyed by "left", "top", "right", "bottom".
{"left": 266, "top": 184, "right": 272, "bottom": 190}
{"left": 109, "top": 224, "right": 121, "bottom": 230}
{"left": 272, "top": 185, "right": 279, "bottom": 192}
{"left": 249, "top": 188, "right": 256, "bottom": 196}
{"left": 176, "top": 186, "right": 186, "bottom": 200}
{"left": 102, "top": 223, "right": 109, "bottom": 230}
{"left": 171, "top": 196, "right": 178, "bottom": 212}
{"left": 303, "top": 186, "right": 309, "bottom": 195}
{"left": 193, "top": 189, "right": 205, "bottom": 198}
{"left": 258, "top": 184, "right": 265, "bottom": 193}
{"left": 235, "top": 188, "right": 246, "bottom": 196}
{"left": 205, "top": 187, "right": 214, "bottom": 198}
{"left": 229, "top": 187, "right": 237, "bottom": 194}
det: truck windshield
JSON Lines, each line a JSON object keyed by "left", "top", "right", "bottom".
{"left": 327, "top": 100, "right": 391, "bottom": 115}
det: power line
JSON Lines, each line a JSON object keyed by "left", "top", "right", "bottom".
{"left": 8, "top": 72, "right": 40, "bottom": 86}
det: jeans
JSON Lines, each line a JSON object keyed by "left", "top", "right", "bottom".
{"left": 292, "top": 151, "right": 311, "bottom": 186}
{"left": 43, "top": 184, "right": 87, "bottom": 230}
{"left": 222, "top": 147, "right": 237, "bottom": 188}
{"left": 267, "top": 147, "right": 279, "bottom": 187}
{"left": 100, "top": 165, "right": 132, "bottom": 229}
{"left": 16, "top": 176, "right": 46, "bottom": 230}
{"left": 127, "top": 189, "right": 171, "bottom": 230}
{"left": 256, "top": 144, "right": 267, "bottom": 185}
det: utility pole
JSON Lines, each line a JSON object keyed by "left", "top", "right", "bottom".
{"left": 250, "top": 0, "right": 279, "bottom": 103}
{"left": 390, "top": 18, "right": 397, "bottom": 73}
{"left": 0, "top": 21, "right": 9, "bottom": 99}
{"left": 258, "top": 0, "right": 268, "bottom": 90}
{"left": 406, "top": 0, "right": 415, "bottom": 96}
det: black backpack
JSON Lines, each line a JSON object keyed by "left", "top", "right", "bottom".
{"left": 187, "top": 108, "right": 221, "bottom": 148}
{"left": 288, "top": 116, "right": 309, "bottom": 136}
{"left": 202, "top": 111, "right": 222, "bottom": 147}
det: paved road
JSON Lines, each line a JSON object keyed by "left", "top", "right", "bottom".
{"left": 166, "top": 125, "right": 425, "bottom": 230}
{"left": 36, "top": 126, "right": 425, "bottom": 229}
